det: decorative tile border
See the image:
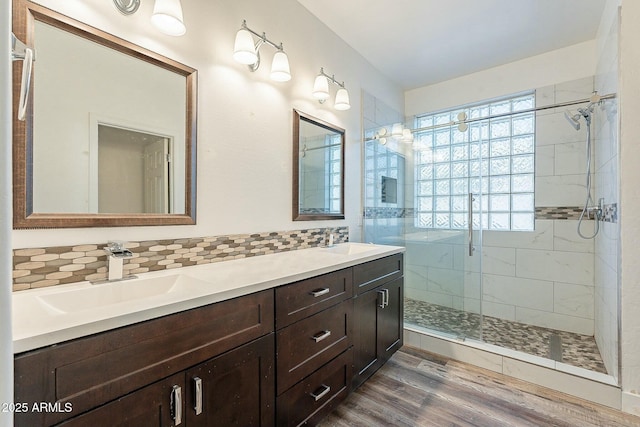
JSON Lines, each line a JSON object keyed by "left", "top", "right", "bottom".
{"left": 535, "top": 206, "right": 586, "bottom": 220}
{"left": 365, "top": 206, "right": 598, "bottom": 221}
{"left": 12, "top": 227, "right": 349, "bottom": 292}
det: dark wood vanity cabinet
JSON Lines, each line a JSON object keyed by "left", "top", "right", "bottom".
{"left": 352, "top": 254, "right": 404, "bottom": 390}
{"left": 14, "top": 290, "right": 275, "bottom": 427}
{"left": 14, "top": 252, "right": 404, "bottom": 427}
{"left": 275, "top": 268, "right": 353, "bottom": 426}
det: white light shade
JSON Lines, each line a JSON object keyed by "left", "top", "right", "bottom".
{"left": 312, "top": 75, "right": 330, "bottom": 100}
{"left": 270, "top": 50, "right": 291, "bottom": 82}
{"left": 391, "top": 123, "right": 403, "bottom": 137}
{"left": 334, "top": 87, "right": 351, "bottom": 110}
{"left": 233, "top": 29, "right": 258, "bottom": 65}
{"left": 401, "top": 128, "right": 414, "bottom": 143}
{"left": 151, "top": 0, "right": 186, "bottom": 36}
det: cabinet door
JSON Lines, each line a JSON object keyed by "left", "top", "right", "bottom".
{"left": 377, "top": 277, "right": 403, "bottom": 363}
{"left": 185, "top": 334, "right": 275, "bottom": 427}
{"left": 352, "top": 277, "right": 404, "bottom": 390}
{"left": 352, "top": 287, "right": 380, "bottom": 389}
{"left": 56, "top": 373, "right": 184, "bottom": 427}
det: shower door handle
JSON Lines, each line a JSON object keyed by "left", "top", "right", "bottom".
{"left": 468, "top": 193, "right": 475, "bottom": 256}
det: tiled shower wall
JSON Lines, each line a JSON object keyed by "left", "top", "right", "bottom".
{"left": 594, "top": 5, "right": 620, "bottom": 381}
{"left": 12, "top": 227, "right": 349, "bottom": 291}
{"left": 402, "top": 77, "right": 603, "bottom": 336}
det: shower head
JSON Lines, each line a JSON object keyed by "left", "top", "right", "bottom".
{"left": 564, "top": 110, "right": 581, "bottom": 131}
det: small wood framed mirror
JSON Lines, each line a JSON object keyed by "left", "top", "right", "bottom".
{"left": 292, "top": 110, "right": 345, "bottom": 221}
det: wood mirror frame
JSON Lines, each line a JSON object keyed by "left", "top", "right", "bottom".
{"left": 292, "top": 109, "right": 345, "bottom": 221}
{"left": 12, "top": 0, "right": 197, "bottom": 228}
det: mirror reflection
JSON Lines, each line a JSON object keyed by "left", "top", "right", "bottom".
{"left": 32, "top": 20, "right": 186, "bottom": 215}
{"left": 293, "top": 110, "right": 345, "bottom": 220}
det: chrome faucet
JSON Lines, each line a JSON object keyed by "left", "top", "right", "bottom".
{"left": 103, "top": 241, "right": 135, "bottom": 282}
{"left": 325, "top": 231, "right": 335, "bottom": 248}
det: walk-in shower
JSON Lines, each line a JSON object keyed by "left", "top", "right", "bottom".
{"left": 363, "top": 80, "right": 619, "bottom": 382}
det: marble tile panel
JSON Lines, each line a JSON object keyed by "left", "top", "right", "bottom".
{"left": 535, "top": 144, "right": 555, "bottom": 176}
{"left": 426, "top": 267, "right": 464, "bottom": 296}
{"left": 483, "top": 274, "right": 554, "bottom": 312}
{"left": 482, "top": 247, "right": 516, "bottom": 276}
{"left": 516, "top": 248, "right": 594, "bottom": 285}
{"left": 555, "top": 141, "right": 588, "bottom": 176}
{"left": 482, "top": 220, "right": 553, "bottom": 250}
{"left": 553, "top": 220, "right": 595, "bottom": 253}
{"left": 536, "top": 111, "right": 587, "bottom": 146}
{"left": 554, "top": 282, "right": 595, "bottom": 319}
{"left": 535, "top": 174, "right": 586, "bottom": 207}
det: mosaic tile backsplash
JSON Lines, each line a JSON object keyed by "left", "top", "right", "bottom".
{"left": 12, "top": 227, "right": 349, "bottom": 291}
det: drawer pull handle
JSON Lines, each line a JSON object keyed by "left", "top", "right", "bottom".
{"left": 312, "top": 330, "right": 332, "bottom": 342}
{"left": 310, "top": 288, "right": 330, "bottom": 297}
{"left": 171, "top": 384, "right": 183, "bottom": 425}
{"left": 193, "top": 376, "right": 203, "bottom": 416}
{"left": 310, "top": 384, "right": 331, "bottom": 401}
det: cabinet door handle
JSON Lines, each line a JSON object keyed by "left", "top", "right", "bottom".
{"left": 309, "top": 287, "right": 330, "bottom": 297}
{"left": 193, "top": 376, "right": 203, "bottom": 416}
{"left": 171, "top": 385, "right": 183, "bottom": 425}
{"left": 384, "top": 288, "right": 390, "bottom": 308}
{"left": 312, "top": 330, "right": 331, "bottom": 342}
{"left": 310, "top": 384, "right": 331, "bottom": 401}
{"left": 378, "top": 290, "right": 385, "bottom": 308}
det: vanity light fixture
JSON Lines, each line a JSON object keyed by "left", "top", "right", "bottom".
{"left": 151, "top": 0, "right": 186, "bottom": 36}
{"left": 233, "top": 20, "right": 291, "bottom": 82}
{"left": 112, "top": 0, "right": 186, "bottom": 36}
{"left": 312, "top": 68, "right": 350, "bottom": 111}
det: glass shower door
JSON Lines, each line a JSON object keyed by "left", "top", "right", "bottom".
{"left": 404, "top": 112, "right": 484, "bottom": 340}
{"left": 363, "top": 111, "right": 484, "bottom": 341}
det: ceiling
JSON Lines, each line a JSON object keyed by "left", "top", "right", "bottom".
{"left": 296, "top": 0, "right": 606, "bottom": 90}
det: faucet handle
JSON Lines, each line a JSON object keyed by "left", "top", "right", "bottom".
{"left": 104, "top": 241, "right": 133, "bottom": 258}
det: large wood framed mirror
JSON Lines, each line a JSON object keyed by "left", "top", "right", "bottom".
{"left": 292, "top": 110, "right": 345, "bottom": 221}
{"left": 12, "top": 0, "right": 197, "bottom": 228}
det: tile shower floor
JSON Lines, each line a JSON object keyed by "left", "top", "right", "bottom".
{"left": 404, "top": 298, "right": 607, "bottom": 374}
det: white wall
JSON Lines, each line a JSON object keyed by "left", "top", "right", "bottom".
{"left": 619, "top": 0, "right": 640, "bottom": 416}
{"left": 1, "top": 0, "right": 14, "bottom": 422}
{"left": 406, "top": 41, "right": 597, "bottom": 116}
{"left": 11, "top": 0, "right": 403, "bottom": 249}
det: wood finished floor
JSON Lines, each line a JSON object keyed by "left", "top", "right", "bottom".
{"left": 319, "top": 347, "right": 640, "bottom": 427}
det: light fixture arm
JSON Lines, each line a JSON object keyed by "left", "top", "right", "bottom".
{"left": 239, "top": 20, "right": 287, "bottom": 73}
{"left": 318, "top": 67, "right": 345, "bottom": 89}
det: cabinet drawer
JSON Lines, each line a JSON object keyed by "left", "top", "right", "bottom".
{"left": 276, "top": 348, "right": 352, "bottom": 427}
{"left": 276, "top": 300, "right": 352, "bottom": 395}
{"left": 353, "top": 253, "right": 403, "bottom": 295}
{"left": 14, "top": 290, "right": 274, "bottom": 427}
{"left": 276, "top": 268, "right": 352, "bottom": 329}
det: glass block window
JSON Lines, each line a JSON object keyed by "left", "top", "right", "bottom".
{"left": 326, "top": 134, "right": 342, "bottom": 212}
{"left": 414, "top": 93, "right": 535, "bottom": 231}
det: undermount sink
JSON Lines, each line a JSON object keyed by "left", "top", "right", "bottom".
{"left": 320, "top": 242, "right": 377, "bottom": 255}
{"left": 37, "top": 274, "right": 211, "bottom": 314}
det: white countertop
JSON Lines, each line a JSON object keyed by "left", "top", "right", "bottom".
{"left": 12, "top": 243, "right": 404, "bottom": 353}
